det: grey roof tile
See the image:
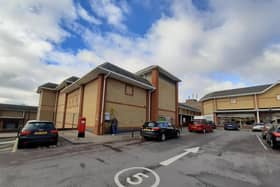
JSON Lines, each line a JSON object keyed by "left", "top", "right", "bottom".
{"left": 0, "top": 103, "right": 37, "bottom": 112}
{"left": 99, "top": 62, "right": 153, "bottom": 86}
{"left": 201, "top": 84, "right": 272, "bottom": 101}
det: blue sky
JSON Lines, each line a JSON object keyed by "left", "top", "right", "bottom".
{"left": 1, "top": 0, "right": 280, "bottom": 105}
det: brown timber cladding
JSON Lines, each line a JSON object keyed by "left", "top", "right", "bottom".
{"left": 82, "top": 79, "right": 99, "bottom": 130}
{"left": 65, "top": 88, "right": 81, "bottom": 128}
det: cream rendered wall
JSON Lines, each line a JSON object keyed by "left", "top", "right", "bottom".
{"left": 202, "top": 100, "right": 214, "bottom": 115}
{"left": 106, "top": 79, "right": 146, "bottom": 107}
{"left": 37, "top": 90, "right": 56, "bottom": 121}
{"left": 82, "top": 80, "right": 98, "bottom": 128}
{"left": 216, "top": 96, "right": 254, "bottom": 110}
{"left": 105, "top": 103, "right": 146, "bottom": 128}
{"left": 105, "top": 78, "right": 147, "bottom": 128}
{"left": 258, "top": 84, "right": 280, "bottom": 108}
{"left": 158, "top": 76, "right": 176, "bottom": 111}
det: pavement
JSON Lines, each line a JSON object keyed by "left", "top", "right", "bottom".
{"left": 0, "top": 132, "right": 17, "bottom": 139}
{"left": 0, "top": 129, "right": 280, "bottom": 187}
{"left": 58, "top": 129, "right": 142, "bottom": 144}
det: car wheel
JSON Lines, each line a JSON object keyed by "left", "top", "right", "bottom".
{"left": 176, "top": 131, "right": 180, "bottom": 138}
{"left": 160, "top": 133, "right": 166, "bottom": 141}
{"left": 143, "top": 136, "right": 149, "bottom": 141}
{"left": 17, "top": 141, "right": 23, "bottom": 149}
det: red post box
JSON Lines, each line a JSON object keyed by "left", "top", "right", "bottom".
{"left": 77, "top": 117, "right": 86, "bottom": 138}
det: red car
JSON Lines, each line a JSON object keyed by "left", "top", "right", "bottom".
{"left": 189, "top": 119, "right": 213, "bottom": 133}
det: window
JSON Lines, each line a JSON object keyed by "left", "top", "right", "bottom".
{"left": 125, "top": 84, "right": 134, "bottom": 96}
{"left": 230, "top": 98, "right": 237, "bottom": 104}
{"left": 276, "top": 95, "right": 280, "bottom": 100}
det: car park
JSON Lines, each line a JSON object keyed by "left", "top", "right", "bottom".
{"left": 261, "top": 123, "right": 272, "bottom": 139}
{"left": 140, "top": 121, "right": 180, "bottom": 141}
{"left": 252, "top": 123, "right": 265, "bottom": 131}
{"left": 224, "top": 122, "right": 240, "bottom": 130}
{"left": 17, "top": 120, "right": 58, "bottom": 148}
{"left": 266, "top": 124, "right": 280, "bottom": 149}
{"left": 188, "top": 119, "right": 213, "bottom": 133}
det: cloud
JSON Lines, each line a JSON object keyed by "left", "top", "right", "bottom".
{"left": 2, "top": 0, "right": 280, "bottom": 106}
{"left": 79, "top": 0, "right": 280, "bottom": 100}
{"left": 76, "top": 4, "right": 101, "bottom": 25}
{"left": 90, "top": 0, "right": 129, "bottom": 30}
{"left": 0, "top": 0, "right": 79, "bottom": 105}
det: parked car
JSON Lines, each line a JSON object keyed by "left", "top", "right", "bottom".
{"left": 208, "top": 121, "right": 216, "bottom": 129}
{"left": 252, "top": 123, "right": 265, "bottom": 131}
{"left": 261, "top": 123, "right": 273, "bottom": 139}
{"left": 189, "top": 119, "right": 213, "bottom": 133}
{"left": 141, "top": 121, "right": 180, "bottom": 141}
{"left": 224, "top": 122, "right": 240, "bottom": 130}
{"left": 266, "top": 124, "right": 280, "bottom": 149}
{"left": 17, "top": 120, "right": 58, "bottom": 148}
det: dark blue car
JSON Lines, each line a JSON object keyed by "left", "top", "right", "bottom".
{"left": 224, "top": 122, "right": 240, "bottom": 130}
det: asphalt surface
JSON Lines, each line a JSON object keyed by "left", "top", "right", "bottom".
{"left": 0, "top": 129, "right": 280, "bottom": 187}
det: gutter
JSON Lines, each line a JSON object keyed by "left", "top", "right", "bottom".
{"left": 100, "top": 72, "right": 111, "bottom": 126}
{"left": 148, "top": 90, "right": 152, "bottom": 121}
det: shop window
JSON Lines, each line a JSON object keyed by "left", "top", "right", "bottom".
{"left": 125, "top": 84, "right": 134, "bottom": 96}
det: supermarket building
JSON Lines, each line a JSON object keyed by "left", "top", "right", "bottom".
{"left": 201, "top": 82, "right": 280, "bottom": 127}
{"left": 37, "top": 62, "right": 180, "bottom": 135}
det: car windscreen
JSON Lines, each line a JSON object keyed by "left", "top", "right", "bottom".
{"left": 23, "top": 122, "right": 55, "bottom": 131}
{"left": 254, "top": 123, "right": 264, "bottom": 126}
{"left": 276, "top": 127, "right": 280, "bottom": 133}
{"left": 143, "top": 122, "right": 158, "bottom": 128}
{"left": 158, "top": 122, "right": 169, "bottom": 128}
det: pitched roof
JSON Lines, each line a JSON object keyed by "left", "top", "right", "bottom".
{"left": 136, "top": 65, "right": 181, "bottom": 82}
{"left": 61, "top": 62, "right": 155, "bottom": 93}
{"left": 64, "top": 76, "right": 79, "bottom": 83}
{"left": 200, "top": 84, "right": 272, "bottom": 101}
{"left": 37, "top": 82, "right": 58, "bottom": 91}
{"left": 0, "top": 103, "right": 37, "bottom": 112}
{"left": 179, "top": 103, "right": 201, "bottom": 113}
{"left": 99, "top": 62, "right": 152, "bottom": 86}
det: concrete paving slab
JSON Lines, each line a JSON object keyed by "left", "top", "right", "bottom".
{"left": 58, "top": 130, "right": 142, "bottom": 144}
{"left": 0, "top": 132, "right": 17, "bottom": 139}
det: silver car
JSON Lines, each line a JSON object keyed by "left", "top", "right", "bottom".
{"left": 252, "top": 123, "right": 265, "bottom": 131}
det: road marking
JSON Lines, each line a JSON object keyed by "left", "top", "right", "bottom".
{"left": 256, "top": 135, "right": 268, "bottom": 151}
{"left": 160, "top": 147, "right": 200, "bottom": 166}
{"left": 114, "top": 167, "right": 160, "bottom": 187}
{"left": 12, "top": 138, "right": 18, "bottom": 153}
{"left": 0, "top": 140, "right": 16, "bottom": 145}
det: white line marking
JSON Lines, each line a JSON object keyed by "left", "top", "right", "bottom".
{"left": 256, "top": 134, "right": 268, "bottom": 151}
{"left": 0, "top": 140, "right": 16, "bottom": 145}
{"left": 160, "top": 147, "right": 200, "bottom": 166}
{"left": 12, "top": 138, "right": 18, "bottom": 153}
{"left": 114, "top": 167, "right": 160, "bottom": 187}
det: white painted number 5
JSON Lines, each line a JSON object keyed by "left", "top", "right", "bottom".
{"left": 126, "top": 173, "right": 149, "bottom": 185}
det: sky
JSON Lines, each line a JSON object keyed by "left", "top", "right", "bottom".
{"left": 1, "top": 0, "right": 280, "bottom": 106}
